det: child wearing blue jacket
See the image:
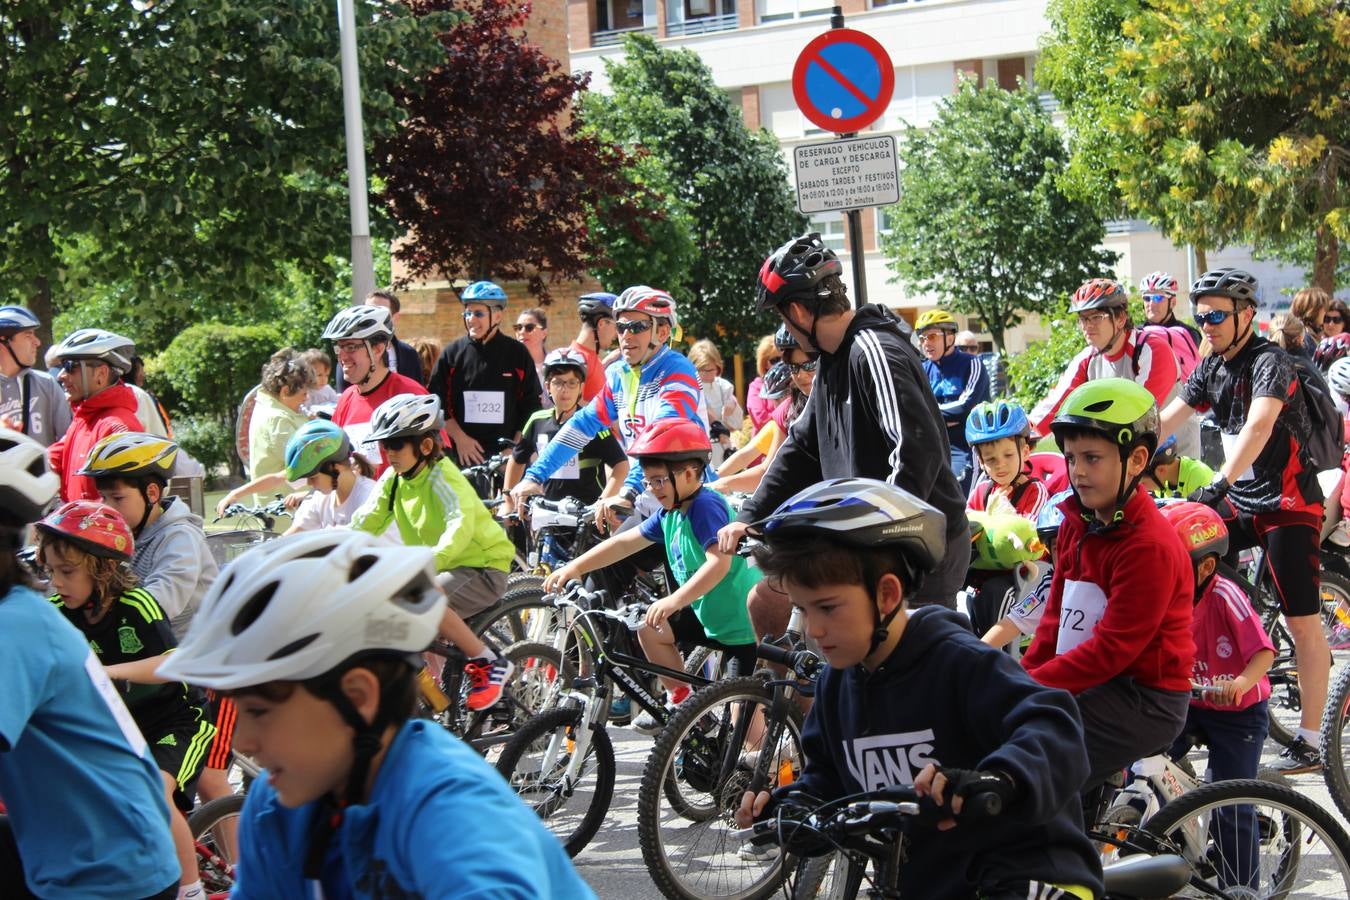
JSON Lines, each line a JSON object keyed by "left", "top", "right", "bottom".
{"left": 737, "top": 478, "right": 1103, "bottom": 900}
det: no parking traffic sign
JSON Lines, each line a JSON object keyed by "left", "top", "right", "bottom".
{"left": 792, "top": 28, "right": 895, "bottom": 134}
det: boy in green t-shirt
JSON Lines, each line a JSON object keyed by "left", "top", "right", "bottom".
{"left": 544, "top": 419, "right": 758, "bottom": 734}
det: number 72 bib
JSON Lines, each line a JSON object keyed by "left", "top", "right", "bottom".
{"left": 1056, "top": 579, "right": 1109, "bottom": 655}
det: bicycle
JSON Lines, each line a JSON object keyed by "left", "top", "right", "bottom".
{"left": 637, "top": 611, "right": 819, "bottom": 900}
{"left": 493, "top": 582, "right": 723, "bottom": 856}
{"left": 1318, "top": 660, "right": 1350, "bottom": 819}
{"left": 207, "top": 496, "right": 292, "bottom": 567}
{"left": 190, "top": 792, "right": 246, "bottom": 898}
{"left": 735, "top": 785, "right": 1195, "bottom": 900}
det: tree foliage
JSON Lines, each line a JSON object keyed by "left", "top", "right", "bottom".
{"left": 375, "top": 0, "right": 655, "bottom": 298}
{"left": 583, "top": 35, "right": 807, "bottom": 358}
{"left": 1039, "top": 0, "right": 1350, "bottom": 290}
{"left": 0, "top": 1, "right": 449, "bottom": 331}
{"left": 880, "top": 81, "right": 1116, "bottom": 351}
{"left": 1004, "top": 295, "right": 1146, "bottom": 409}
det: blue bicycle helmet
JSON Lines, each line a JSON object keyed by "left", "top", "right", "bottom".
{"left": 1151, "top": 433, "right": 1179, "bottom": 467}
{"left": 1036, "top": 489, "right": 1072, "bottom": 542}
{"left": 965, "top": 400, "right": 1031, "bottom": 447}
{"left": 285, "top": 419, "right": 352, "bottom": 481}
{"left": 578, "top": 292, "right": 617, "bottom": 320}
{"left": 0, "top": 306, "right": 40, "bottom": 331}
{"left": 460, "top": 281, "right": 508, "bottom": 308}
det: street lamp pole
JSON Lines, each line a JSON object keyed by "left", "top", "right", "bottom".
{"left": 338, "top": 0, "right": 376, "bottom": 305}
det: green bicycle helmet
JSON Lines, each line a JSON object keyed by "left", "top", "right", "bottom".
{"left": 285, "top": 419, "right": 352, "bottom": 481}
{"left": 1049, "top": 378, "right": 1159, "bottom": 458}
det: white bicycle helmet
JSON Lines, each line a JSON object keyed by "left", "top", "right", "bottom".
{"left": 1330, "top": 357, "right": 1350, "bottom": 401}
{"left": 367, "top": 394, "right": 444, "bottom": 442}
{"left": 158, "top": 531, "right": 445, "bottom": 690}
{"left": 47, "top": 328, "right": 134, "bottom": 374}
{"left": 322, "top": 304, "right": 394, "bottom": 343}
{"left": 0, "top": 428, "right": 60, "bottom": 528}
{"left": 542, "top": 347, "right": 588, "bottom": 382}
{"left": 614, "top": 285, "right": 678, "bottom": 327}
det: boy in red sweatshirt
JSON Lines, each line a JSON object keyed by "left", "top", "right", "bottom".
{"left": 1022, "top": 378, "right": 1195, "bottom": 793}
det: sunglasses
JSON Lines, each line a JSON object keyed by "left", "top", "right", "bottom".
{"left": 463, "top": 309, "right": 488, "bottom": 320}
{"left": 788, "top": 359, "right": 819, "bottom": 374}
{"left": 615, "top": 320, "right": 654, "bottom": 335}
{"left": 514, "top": 323, "right": 539, "bottom": 333}
{"left": 1193, "top": 309, "right": 1235, "bottom": 326}
{"left": 1326, "top": 315, "right": 1343, "bottom": 324}
{"left": 58, "top": 358, "right": 91, "bottom": 372}
{"left": 1141, "top": 293, "right": 1171, "bottom": 304}
{"left": 380, "top": 436, "right": 414, "bottom": 451}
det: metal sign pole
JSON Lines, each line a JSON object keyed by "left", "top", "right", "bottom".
{"left": 829, "top": 6, "right": 867, "bottom": 307}
{"left": 338, "top": 0, "right": 376, "bottom": 305}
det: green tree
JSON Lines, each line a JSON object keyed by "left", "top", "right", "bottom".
{"left": 1039, "top": 0, "right": 1350, "bottom": 290}
{"left": 582, "top": 35, "right": 806, "bottom": 357}
{"left": 880, "top": 80, "right": 1117, "bottom": 352}
{"left": 0, "top": 1, "right": 450, "bottom": 333}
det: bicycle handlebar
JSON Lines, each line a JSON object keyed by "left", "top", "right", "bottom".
{"left": 756, "top": 641, "right": 823, "bottom": 681}
{"left": 213, "top": 496, "right": 293, "bottom": 524}
{"left": 550, "top": 580, "right": 647, "bottom": 629}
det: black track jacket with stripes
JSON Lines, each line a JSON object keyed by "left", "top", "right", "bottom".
{"left": 738, "top": 304, "right": 968, "bottom": 540}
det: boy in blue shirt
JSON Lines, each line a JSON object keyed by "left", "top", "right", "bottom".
{"left": 735, "top": 478, "right": 1102, "bottom": 900}
{"left": 158, "top": 530, "right": 592, "bottom": 899}
{"left": 544, "top": 419, "right": 759, "bottom": 733}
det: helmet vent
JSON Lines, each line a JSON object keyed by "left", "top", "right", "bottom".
{"left": 1083, "top": 399, "right": 1114, "bottom": 413}
{"left": 267, "top": 633, "right": 320, "bottom": 661}
{"left": 350, "top": 554, "right": 379, "bottom": 581}
{"left": 232, "top": 582, "right": 279, "bottom": 636}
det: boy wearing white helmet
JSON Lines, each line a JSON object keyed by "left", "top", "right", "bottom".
{"left": 0, "top": 306, "right": 71, "bottom": 447}
{"left": 349, "top": 393, "right": 518, "bottom": 710}
{"left": 158, "top": 532, "right": 592, "bottom": 899}
{"left": 46, "top": 328, "right": 144, "bottom": 501}
{"left": 0, "top": 429, "right": 180, "bottom": 899}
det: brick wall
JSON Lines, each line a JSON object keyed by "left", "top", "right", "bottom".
{"left": 392, "top": 279, "right": 603, "bottom": 355}
{"left": 527, "top": 0, "right": 572, "bottom": 72}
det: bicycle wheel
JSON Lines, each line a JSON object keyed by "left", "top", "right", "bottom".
{"left": 474, "top": 587, "right": 557, "bottom": 649}
{"left": 1321, "top": 570, "right": 1350, "bottom": 655}
{"left": 1320, "top": 662, "right": 1350, "bottom": 821}
{"left": 189, "top": 793, "right": 246, "bottom": 894}
{"left": 638, "top": 675, "right": 805, "bottom": 900}
{"left": 204, "top": 529, "right": 278, "bottom": 568}
{"left": 1264, "top": 614, "right": 1302, "bottom": 749}
{"left": 495, "top": 705, "right": 615, "bottom": 857}
{"left": 424, "top": 641, "right": 562, "bottom": 760}
{"left": 791, "top": 852, "right": 867, "bottom": 899}
{"left": 1143, "top": 777, "right": 1350, "bottom": 898}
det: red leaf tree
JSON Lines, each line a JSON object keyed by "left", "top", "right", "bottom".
{"left": 375, "top": 0, "right": 654, "bottom": 298}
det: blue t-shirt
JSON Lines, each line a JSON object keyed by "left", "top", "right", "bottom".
{"left": 639, "top": 489, "right": 758, "bottom": 645}
{"left": 0, "top": 585, "right": 178, "bottom": 899}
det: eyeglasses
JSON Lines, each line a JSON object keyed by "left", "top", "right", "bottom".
{"left": 514, "top": 323, "right": 539, "bottom": 333}
{"left": 463, "top": 309, "right": 488, "bottom": 320}
{"left": 642, "top": 475, "right": 671, "bottom": 490}
{"left": 380, "top": 436, "right": 413, "bottom": 451}
{"left": 1077, "top": 311, "right": 1112, "bottom": 325}
{"left": 787, "top": 359, "right": 818, "bottom": 375}
{"left": 334, "top": 341, "right": 367, "bottom": 356}
{"left": 917, "top": 330, "right": 946, "bottom": 340}
{"left": 1141, "top": 293, "right": 1171, "bottom": 304}
{"left": 548, "top": 378, "right": 582, "bottom": 390}
{"left": 615, "top": 320, "right": 654, "bottom": 335}
{"left": 1193, "top": 309, "right": 1236, "bottom": 326}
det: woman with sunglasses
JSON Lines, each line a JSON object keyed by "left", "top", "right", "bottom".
{"left": 514, "top": 307, "right": 550, "bottom": 408}
{"left": 1324, "top": 297, "right": 1350, "bottom": 338}
{"left": 427, "top": 281, "right": 544, "bottom": 468}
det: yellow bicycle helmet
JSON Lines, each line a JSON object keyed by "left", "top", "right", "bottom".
{"left": 80, "top": 432, "right": 179, "bottom": 482}
{"left": 914, "top": 309, "right": 959, "bottom": 333}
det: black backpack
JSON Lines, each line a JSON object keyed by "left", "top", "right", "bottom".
{"left": 1280, "top": 350, "right": 1343, "bottom": 472}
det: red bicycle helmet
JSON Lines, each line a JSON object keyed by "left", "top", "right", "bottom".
{"left": 35, "top": 500, "right": 134, "bottom": 560}
{"left": 613, "top": 286, "right": 677, "bottom": 327}
{"left": 1158, "top": 500, "right": 1228, "bottom": 562}
{"left": 1069, "top": 279, "right": 1129, "bottom": 313}
{"left": 627, "top": 418, "right": 711, "bottom": 464}
{"left": 1313, "top": 333, "right": 1350, "bottom": 372}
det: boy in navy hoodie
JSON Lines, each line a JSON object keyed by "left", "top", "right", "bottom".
{"left": 736, "top": 478, "right": 1103, "bottom": 900}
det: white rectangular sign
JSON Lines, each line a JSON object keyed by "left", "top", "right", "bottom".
{"left": 793, "top": 135, "right": 900, "bottom": 215}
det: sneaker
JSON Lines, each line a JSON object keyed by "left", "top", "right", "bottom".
{"left": 632, "top": 703, "right": 676, "bottom": 736}
{"left": 1269, "top": 736, "right": 1321, "bottom": 774}
{"left": 465, "top": 656, "right": 515, "bottom": 711}
{"left": 609, "top": 695, "right": 632, "bottom": 724}
{"left": 737, "top": 840, "right": 779, "bottom": 862}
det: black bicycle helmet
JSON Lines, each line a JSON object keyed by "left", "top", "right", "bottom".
{"left": 756, "top": 233, "right": 844, "bottom": 311}
{"left": 577, "top": 292, "right": 616, "bottom": 322}
{"left": 1189, "top": 268, "right": 1259, "bottom": 308}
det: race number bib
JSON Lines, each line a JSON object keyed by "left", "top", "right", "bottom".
{"left": 1218, "top": 431, "right": 1256, "bottom": 483}
{"left": 1055, "top": 579, "right": 1108, "bottom": 655}
{"left": 537, "top": 435, "right": 579, "bottom": 479}
{"left": 464, "top": 390, "right": 506, "bottom": 425}
{"left": 343, "top": 421, "right": 381, "bottom": 462}
{"left": 84, "top": 649, "right": 149, "bottom": 757}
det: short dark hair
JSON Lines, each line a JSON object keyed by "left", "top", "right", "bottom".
{"left": 225, "top": 656, "right": 419, "bottom": 725}
{"left": 753, "top": 532, "right": 919, "bottom": 597}
{"left": 788, "top": 274, "right": 851, "bottom": 318}
{"left": 367, "top": 290, "right": 401, "bottom": 314}
{"left": 94, "top": 473, "right": 167, "bottom": 494}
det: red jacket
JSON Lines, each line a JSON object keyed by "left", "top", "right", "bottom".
{"left": 48, "top": 383, "right": 143, "bottom": 501}
{"left": 1023, "top": 487, "right": 1195, "bottom": 694}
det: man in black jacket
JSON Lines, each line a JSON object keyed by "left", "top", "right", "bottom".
{"left": 336, "top": 290, "right": 424, "bottom": 388}
{"left": 718, "top": 233, "right": 970, "bottom": 607}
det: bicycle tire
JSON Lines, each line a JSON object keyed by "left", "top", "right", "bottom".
{"left": 204, "top": 529, "right": 278, "bottom": 568}
{"left": 495, "top": 705, "right": 615, "bottom": 857}
{"left": 1319, "top": 660, "right": 1350, "bottom": 821}
{"left": 1262, "top": 570, "right": 1350, "bottom": 748}
{"left": 1143, "top": 777, "right": 1350, "bottom": 898}
{"left": 189, "top": 793, "right": 246, "bottom": 894}
{"left": 473, "top": 588, "right": 555, "bottom": 649}
{"left": 638, "top": 675, "right": 803, "bottom": 900}
{"left": 791, "top": 852, "right": 866, "bottom": 900}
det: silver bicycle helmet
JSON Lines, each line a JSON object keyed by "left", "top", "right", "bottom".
{"left": 367, "top": 394, "right": 444, "bottom": 442}
{"left": 322, "top": 305, "right": 394, "bottom": 343}
{"left": 47, "top": 328, "right": 134, "bottom": 374}
{"left": 0, "top": 428, "right": 60, "bottom": 528}
{"left": 1330, "top": 357, "right": 1350, "bottom": 400}
{"left": 542, "top": 347, "right": 588, "bottom": 382}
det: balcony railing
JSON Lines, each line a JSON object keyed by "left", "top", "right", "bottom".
{"left": 592, "top": 25, "right": 658, "bottom": 47}
{"left": 665, "top": 13, "right": 739, "bottom": 37}
{"left": 1037, "top": 91, "right": 1061, "bottom": 114}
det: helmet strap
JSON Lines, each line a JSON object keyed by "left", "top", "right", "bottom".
{"left": 133, "top": 482, "right": 155, "bottom": 535}
{"left": 358, "top": 340, "right": 380, "bottom": 389}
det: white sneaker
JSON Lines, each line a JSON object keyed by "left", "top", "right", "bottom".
{"left": 631, "top": 703, "right": 675, "bottom": 736}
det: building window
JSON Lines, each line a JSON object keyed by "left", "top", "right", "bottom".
{"left": 758, "top": 0, "right": 832, "bottom": 24}
{"left": 808, "top": 213, "right": 847, "bottom": 252}
{"left": 876, "top": 207, "right": 896, "bottom": 241}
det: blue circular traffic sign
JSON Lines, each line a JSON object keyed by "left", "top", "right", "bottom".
{"left": 792, "top": 29, "right": 895, "bottom": 134}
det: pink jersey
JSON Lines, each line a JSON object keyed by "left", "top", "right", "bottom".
{"left": 1190, "top": 573, "right": 1274, "bottom": 711}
